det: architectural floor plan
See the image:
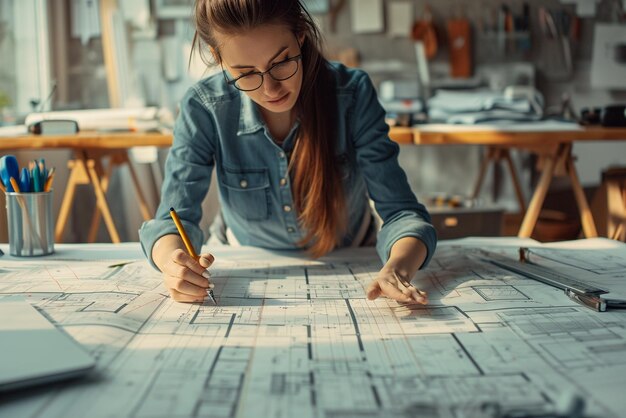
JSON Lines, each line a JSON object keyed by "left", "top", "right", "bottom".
{"left": 1, "top": 239, "right": 625, "bottom": 418}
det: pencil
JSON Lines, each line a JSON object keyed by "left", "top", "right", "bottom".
{"left": 9, "top": 177, "right": 21, "bottom": 193}
{"left": 169, "top": 207, "right": 217, "bottom": 304}
{"left": 44, "top": 167, "right": 55, "bottom": 192}
{"left": 0, "top": 180, "right": 5, "bottom": 193}
{"left": 169, "top": 207, "right": 197, "bottom": 258}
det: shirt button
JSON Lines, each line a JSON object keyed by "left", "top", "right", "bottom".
{"left": 279, "top": 178, "right": 287, "bottom": 186}
{"left": 287, "top": 227, "right": 295, "bottom": 233}
{"left": 283, "top": 205, "right": 292, "bottom": 212}
{"left": 240, "top": 179, "right": 248, "bottom": 188}
{"left": 278, "top": 151, "right": 286, "bottom": 159}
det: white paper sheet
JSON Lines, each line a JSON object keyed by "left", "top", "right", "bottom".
{"left": 417, "top": 121, "right": 583, "bottom": 132}
{"left": 71, "top": 0, "right": 101, "bottom": 45}
{"left": 387, "top": 1, "right": 413, "bottom": 38}
{"left": 560, "top": 0, "right": 597, "bottom": 17}
{"left": 590, "top": 24, "right": 626, "bottom": 89}
{"left": 0, "top": 124, "right": 28, "bottom": 137}
{"left": 1, "top": 239, "right": 625, "bottom": 417}
{"left": 350, "top": 0, "right": 384, "bottom": 33}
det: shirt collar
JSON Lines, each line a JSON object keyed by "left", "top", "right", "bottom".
{"left": 237, "top": 93, "right": 265, "bottom": 135}
{"left": 282, "top": 119, "right": 301, "bottom": 151}
{"left": 236, "top": 91, "right": 301, "bottom": 147}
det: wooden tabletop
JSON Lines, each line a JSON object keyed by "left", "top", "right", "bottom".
{"left": 1, "top": 126, "right": 625, "bottom": 150}
{"left": 0, "top": 131, "right": 174, "bottom": 150}
{"left": 409, "top": 125, "right": 626, "bottom": 146}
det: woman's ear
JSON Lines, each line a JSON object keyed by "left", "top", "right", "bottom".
{"left": 297, "top": 32, "right": 306, "bottom": 47}
{"left": 209, "top": 46, "right": 221, "bottom": 63}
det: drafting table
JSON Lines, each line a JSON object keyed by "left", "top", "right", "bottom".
{"left": 1, "top": 238, "right": 625, "bottom": 418}
{"left": 2, "top": 126, "right": 625, "bottom": 242}
{"left": 392, "top": 124, "right": 626, "bottom": 239}
{"left": 0, "top": 132, "right": 171, "bottom": 243}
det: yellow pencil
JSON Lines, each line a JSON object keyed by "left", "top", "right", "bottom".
{"left": 0, "top": 181, "right": 5, "bottom": 193}
{"left": 44, "top": 168, "right": 56, "bottom": 192}
{"left": 169, "top": 207, "right": 217, "bottom": 304}
{"left": 169, "top": 207, "right": 198, "bottom": 259}
{"left": 9, "top": 177, "right": 21, "bottom": 193}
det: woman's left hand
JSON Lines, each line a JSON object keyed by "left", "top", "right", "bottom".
{"left": 366, "top": 270, "right": 428, "bottom": 304}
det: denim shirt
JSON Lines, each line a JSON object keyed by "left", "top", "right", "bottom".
{"left": 139, "top": 62, "right": 436, "bottom": 269}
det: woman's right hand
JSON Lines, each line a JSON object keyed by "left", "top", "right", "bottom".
{"left": 161, "top": 249, "right": 215, "bottom": 302}
{"left": 152, "top": 235, "right": 217, "bottom": 303}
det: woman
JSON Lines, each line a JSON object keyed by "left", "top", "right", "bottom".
{"left": 139, "top": 0, "right": 437, "bottom": 304}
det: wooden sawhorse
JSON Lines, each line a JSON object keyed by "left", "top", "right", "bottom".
{"left": 55, "top": 149, "right": 152, "bottom": 243}
{"left": 472, "top": 146, "right": 527, "bottom": 213}
{"left": 517, "top": 143, "right": 598, "bottom": 238}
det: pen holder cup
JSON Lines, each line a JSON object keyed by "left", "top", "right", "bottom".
{"left": 6, "top": 191, "right": 55, "bottom": 257}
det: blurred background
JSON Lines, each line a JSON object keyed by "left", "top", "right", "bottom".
{"left": 0, "top": 0, "right": 625, "bottom": 244}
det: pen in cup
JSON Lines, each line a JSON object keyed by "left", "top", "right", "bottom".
{"left": 9, "top": 177, "right": 20, "bottom": 193}
{"left": 1, "top": 154, "right": 55, "bottom": 256}
{"left": 169, "top": 207, "right": 217, "bottom": 304}
{"left": 44, "top": 167, "right": 55, "bottom": 192}
{"left": 8, "top": 176, "right": 47, "bottom": 254}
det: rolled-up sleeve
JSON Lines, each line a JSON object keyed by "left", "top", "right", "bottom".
{"left": 350, "top": 72, "right": 437, "bottom": 267}
{"left": 139, "top": 88, "right": 217, "bottom": 270}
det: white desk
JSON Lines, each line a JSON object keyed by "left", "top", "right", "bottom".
{"left": 1, "top": 239, "right": 625, "bottom": 417}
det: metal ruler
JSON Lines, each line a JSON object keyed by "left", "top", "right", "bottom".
{"left": 485, "top": 252, "right": 608, "bottom": 296}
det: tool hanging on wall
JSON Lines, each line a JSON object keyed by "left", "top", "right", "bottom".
{"left": 411, "top": 3, "right": 438, "bottom": 59}
{"left": 329, "top": 0, "right": 347, "bottom": 33}
{"left": 447, "top": 17, "right": 472, "bottom": 78}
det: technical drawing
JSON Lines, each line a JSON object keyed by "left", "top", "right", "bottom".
{"left": 473, "top": 285, "right": 530, "bottom": 301}
{"left": 1, "top": 241, "right": 625, "bottom": 418}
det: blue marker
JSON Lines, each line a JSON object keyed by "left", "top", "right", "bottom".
{"left": 33, "top": 163, "right": 41, "bottom": 192}
{"left": 19, "top": 168, "right": 30, "bottom": 193}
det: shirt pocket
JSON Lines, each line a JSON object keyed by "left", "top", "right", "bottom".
{"left": 220, "top": 167, "right": 271, "bottom": 221}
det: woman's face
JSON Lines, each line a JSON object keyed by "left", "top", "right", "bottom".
{"left": 216, "top": 24, "right": 304, "bottom": 117}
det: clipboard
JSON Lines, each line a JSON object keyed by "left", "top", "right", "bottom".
{"left": 481, "top": 247, "right": 626, "bottom": 312}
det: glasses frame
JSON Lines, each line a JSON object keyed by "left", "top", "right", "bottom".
{"left": 222, "top": 54, "right": 303, "bottom": 92}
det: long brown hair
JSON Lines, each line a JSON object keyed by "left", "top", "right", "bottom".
{"left": 192, "top": 0, "right": 345, "bottom": 257}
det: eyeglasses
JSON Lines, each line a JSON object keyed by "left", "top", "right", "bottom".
{"left": 223, "top": 55, "right": 302, "bottom": 92}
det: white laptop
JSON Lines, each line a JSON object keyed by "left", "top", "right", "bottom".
{"left": 0, "top": 298, "right": 95, "bottom": 392}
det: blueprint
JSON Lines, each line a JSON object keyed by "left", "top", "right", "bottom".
{"left": 1, "top": 239, "right": 625, "bottom": 418}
